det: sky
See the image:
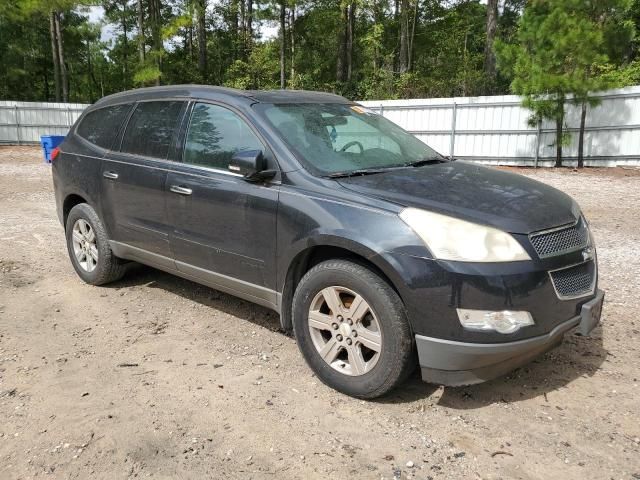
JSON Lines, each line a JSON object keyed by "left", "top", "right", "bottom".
{"left": 85, "top": 5, "right": 279, "bottom": 45}
{"left": 87, "top": 6, "right": 116, "bottom": 43}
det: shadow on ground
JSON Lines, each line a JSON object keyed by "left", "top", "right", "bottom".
{"left": 380, "top": 330, "right": 607, "bottom": 408}
{"left": 107, "top": 263, "right": 283, "bottom": 333}
{"left": 109, "top": 264, "right": 608, "bottom": 409}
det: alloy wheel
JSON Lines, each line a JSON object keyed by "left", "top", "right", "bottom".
{"left": 307, "top": 286, "right": 382, "bottom": 376}
{"left": 71, "top": 219, "right": 98, "bottom": 273}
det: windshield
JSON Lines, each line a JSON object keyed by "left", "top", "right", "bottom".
{"left": 254, "top": 103, "right": 444, "bottom": 176}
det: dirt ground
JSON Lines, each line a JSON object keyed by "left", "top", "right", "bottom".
{"left": 1, "top": 146, "right": 639, "bottom": 480}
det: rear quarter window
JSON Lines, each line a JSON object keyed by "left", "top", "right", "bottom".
{"left": 76, "top": 104, "right": 132, "bottom": 149}
{"left": 120, "top": 101, "right": 184, "bottom": 159}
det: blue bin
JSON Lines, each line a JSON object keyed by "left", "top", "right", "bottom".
{"left": 40, "top": 135, "right": 66, "bottom": 163}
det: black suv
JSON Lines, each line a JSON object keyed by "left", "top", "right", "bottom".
{"left": 52, "top": 86, "right": 604, "bottom": 398}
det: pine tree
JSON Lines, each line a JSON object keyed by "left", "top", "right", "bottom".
{"left": 497, "top": 0, "right": 634, "bottom": 167}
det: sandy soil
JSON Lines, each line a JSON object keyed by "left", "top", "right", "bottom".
{"left": 1, "top": 146, "right": 639, "bottom": 480}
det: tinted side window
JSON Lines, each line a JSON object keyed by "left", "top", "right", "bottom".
{"left": 120, "top": 101, "right": 183, "bottom": 159}
{"left": 76, "top": 104, "right": 131, "bottom": 149}
{"left": 183, "top": 103, "right": 264, "bottom": 170}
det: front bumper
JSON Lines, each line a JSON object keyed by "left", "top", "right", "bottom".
{"left": 417, "top": 289, "right": 604, "bottom": 386}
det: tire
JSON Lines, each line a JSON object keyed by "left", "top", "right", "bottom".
{"left": 292, "top": 259, "right": 415, "bottom": 399}
{"left": 65, "top": 203, "right": 126, "bottom": 285}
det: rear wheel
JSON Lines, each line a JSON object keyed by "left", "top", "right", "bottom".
{"left": 292, "top": 259, "right": 415, "bottom": 399}
{"left": 65, "top": 203, "right": 126, "bottom": 285}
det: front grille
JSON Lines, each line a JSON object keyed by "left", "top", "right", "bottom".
{"left": 529, "top": 217, "right": 589, "bottom": 258}
{"left": 549, "top": 261, "right": 596, "bottom": 299}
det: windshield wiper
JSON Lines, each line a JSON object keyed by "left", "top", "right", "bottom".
{"left": 327, "top": 168, "right": 391, "bottom": 179}
{"left": 404, "top": 157, "right": 448, "bottom": 167}
{"left": 327, "top": 159, "right": 446, "bottom": 178}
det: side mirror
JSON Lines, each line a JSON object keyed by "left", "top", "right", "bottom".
{"left": 228, "top": 150, "right": 275, "bottom": 181}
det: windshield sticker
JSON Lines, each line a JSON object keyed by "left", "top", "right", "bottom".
{"left": 350, "top": 105, "right": 377, "bottom": 116}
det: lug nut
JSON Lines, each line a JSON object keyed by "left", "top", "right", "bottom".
{"left": 331, "top": 323, "right": 338, "bottom": 330}
{"left": 346, "top": 338, "right": 352, "bottom": 345}
{"left": 337, "top": 315, "right": 343, "bottom": 322}
{"left": 336, "top": 334, "right": 343, "bottom": 341}
{"left": 352, "top": 330, "right": 357, "bottom": 337}
{"left": 347, "top": 318, "right": 353, "bottom": 325}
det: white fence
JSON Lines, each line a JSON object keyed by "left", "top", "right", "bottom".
{"left": 2, "top": 86, "right": 640, "bottom": 166}
{"left": 0, "top": 100, "right": 88, "bottom": 145}
{"left": 361, "top": 85, "right": 640, "bottom": 167}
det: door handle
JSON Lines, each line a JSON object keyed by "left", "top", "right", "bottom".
{"left": 170, "top": 185, "right": 193, "bottom": 196}
{"left": 103, "top": 171, "right": 119, "bottom": 180}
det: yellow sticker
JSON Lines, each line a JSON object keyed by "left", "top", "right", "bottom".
{"left": 350, "top": 105, "right": 376, "bottom": 115}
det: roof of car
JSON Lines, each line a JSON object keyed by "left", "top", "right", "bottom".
{"left": 93, "top": 85, "right": 351, "bottom": 108}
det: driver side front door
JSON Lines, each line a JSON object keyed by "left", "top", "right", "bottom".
{"left": 165, "top": 102, "right": 280, "bottom": 309}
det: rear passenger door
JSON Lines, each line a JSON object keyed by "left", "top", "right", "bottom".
{"left": 165, "top": 102, "right": 280, "bottom": 301}
{"left": 101, "top": 100, "right": 186, "bottom": 265}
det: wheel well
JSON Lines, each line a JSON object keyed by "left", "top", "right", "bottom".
{"left": 63, "top": 194, "right": 87, "bottom": 228}
{"left": 279, "top": 245, "right": 401, "bottom": 333}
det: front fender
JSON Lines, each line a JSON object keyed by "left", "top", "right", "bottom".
{"left": 279, "top": 230, "right": 409, "bottom": 294}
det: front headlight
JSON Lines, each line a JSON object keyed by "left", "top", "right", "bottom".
{"left": 399, "top": 208, "right": 530, "bottom": 262}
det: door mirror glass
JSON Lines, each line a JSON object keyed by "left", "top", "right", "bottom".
{"left": 229, "top": 149, "right": 268, "bottom": 179}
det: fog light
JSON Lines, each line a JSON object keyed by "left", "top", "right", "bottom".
{"left": 456, "top": 309, "right": 534, "bottom": 334}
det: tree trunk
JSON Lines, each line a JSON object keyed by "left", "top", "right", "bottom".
{"left": 279, "top": 1, "right": 286, "bottom": 89}
{"left": 156, "top": 0, "right": 162, "bottom": 84}
{"left": 346, "top": 2, "right": 355, "bottom": 81}
{"left": 246, "top": 0, "right": 253, "bottom": 54}
{"left": 137, "top": 0, "right": 145, "bottom": 63}
{"left": 87, "top": 41, "right": 99, "bottom": 102}
{"left": 408, "top": 0, "right": 418, "bottom": 71}
{"left": 290, "top": 5, "right": 295, "bottom": 84}
{"left": 372, "top": 0, "right": 384, "bottom": 72}
{"left": 49, "top": 11, "right": 61, "bottom": 102}
{"left": 462, "top": 30, "right": 468, "bottom": 96}
{"left": 394, "top": 0, "right": 400, "bottom": 72}
{"left": 231, "top": 0, "right": 239, "bottom": 60}
{"left": 197, "top": 0, "right": 207, "bottom": 79}
{"left": 578, "top": 101, "right": 587, "bottom": 169}
{"left": 399, "top": 0, "right": 409, "bottom": 73}
{"left": 54, "top": 12, "right": 68, "bottom": 102}
{"left": 555, "top": 97, "right": 565, "bottom": 168}
{"left": 121, "top": 0, "right": 128, "bottom": 89}
{"left": 43, "top": 70, "right": 49, "bottom": 101}
{"left": 100, "top": 63, "right": 105, "bottom": 97}
{"left": 484, "top": 0, "right": 498, "bottom": 85}
{"left": 240, "top": 0, "right": 246, "bottom": 58}
{"left": 336, "top": 3, "right": 348, "bottom": 82}
{"left": 67, "top": 61, "right": 73, "bottom": 100}
{"left": 149, "top": 0, "right": 162, "bottom": 85}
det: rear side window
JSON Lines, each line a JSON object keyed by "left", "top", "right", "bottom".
{"left": 120, "top": 101, "right": 184, "bottom": 159}
{"left": 183, "top": 103, "right": 264, "bottom": 170}
{"left": 76, "top": 104, "right": 131, "bottom": 149}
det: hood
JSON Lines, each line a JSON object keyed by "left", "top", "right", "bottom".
{"left": 337, "top": 161, "right": 579, "bottom": 234}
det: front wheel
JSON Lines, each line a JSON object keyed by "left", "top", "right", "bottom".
{"left": 292, "top": 259, "right": 415, "bottom": 399}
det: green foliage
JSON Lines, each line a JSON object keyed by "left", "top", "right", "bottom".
{"left": 598, "top": 60, "right": 640, "bottom": 86}
{"left": 224, "top": 43, "right": 280, "bottom": 89}
{"left": 133, "top": 64, "right": 162, "bottom": 86}
{"left": 495, "top": 0, "right": 635, "bottom": 165}
{"left": 0, "top": 0, "right": 639, "bottom": 105}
